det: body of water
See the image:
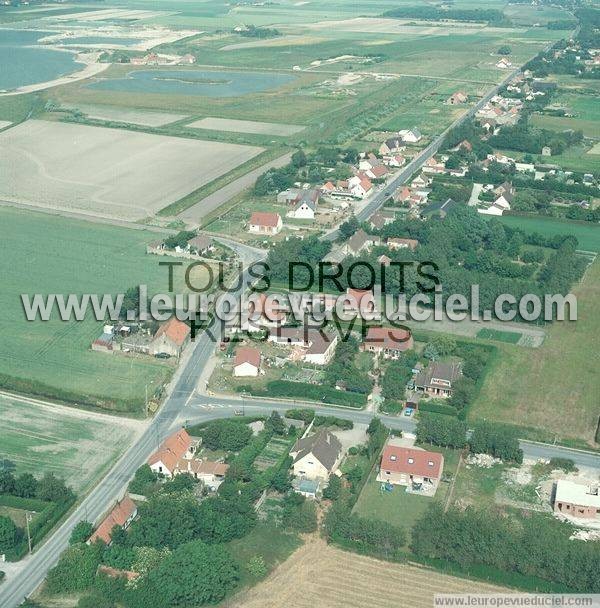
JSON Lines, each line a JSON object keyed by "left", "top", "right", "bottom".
{"left": 88, "top": 69, "right": 296, "bottom": 97}
{"left": 0, "top": 29, "right": 83, "bottom": 91}
{"left": 62, "top": 36, "right": 144, "bottom": 47}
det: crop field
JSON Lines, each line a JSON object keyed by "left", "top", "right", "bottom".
{"left": 0, "top": 393, "right": 139, "bottom": 492}
{"left": 187, "top": 117, "right": 305, "bottom": 136}
{"left": 495, "top": 215, "right": 600, "bottom": 253}
{"left": 230, "top": 538, "right": 509, "bottom": 608}
{"left": 472, "top": 259, "right": 600, "bottom": 444}
{"left": 62, "top": 104, "right": 188, "bottom": 127}
{"left": 0, "top": 120, "right": 263, "bottom": 221}
{"left": 0, "top": 206, "right": 188, "bottom": 411}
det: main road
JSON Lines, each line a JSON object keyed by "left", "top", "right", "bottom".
{"left": 321, "top": 63, "right": 530, "bottom": 242}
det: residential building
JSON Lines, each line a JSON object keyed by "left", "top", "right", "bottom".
{"left": 379, "top": 137, "right": 405, "bottom": 155}
{"left": 496, "top": 57, "right": 512, "bottom": 69}
{"left": 414, "top": 361, "right": 462, "bottom": 397}
{"left": 233, "top": 346, "right": 261, "bottom": 377}
{"left": 151, "top": 317, "right": 191, "bottom": 358}
{"left": 148, "top": 428, "right": 200, "bottom": 477}
{"left": 377, "top": 443, "right": 444, "bottom": 494}
{"left": 174, "top": 459, "right": 229, "bottom": 489}
{"left": 554, "top": 480, "right": 600, "bottom": 520}
{"left": 421, "top": 198, "right": 459, "bottom": 219}
{"left": 248, "top": 212, "right": 283, "bottom": 235}
{"left": 398, "top": 128, "right": 422, "bottom": 143}
{"left": 348, "top": 174, "right": 373, "bottom": 198}
{"left": 302, "top": 331, "right": 338, "bottom": 365}
{"left": 362, "top": 326, "right": 414, "bottom": 358}
{"left": 369, "top": 211, "right": 394, "bottom": 230}
{"left": 89, "top": 496, "right": 137, "bottom": 545}
{"left": 541, "top": 146, "right": 552, "bottom": 156}
{"left": 341, "top": 229, "right": 380, "bottom": 256}
{"left": 187, "top": 235, "right": 213, "bottom": 255}
{"left": 345, "top": 287, "right": 377, "bottom": 317}
{"left": 290, "top": 429, "right": 343, "bottom": 481}
{"left": 447, "top": 91, "right": 467, "bottom": 105}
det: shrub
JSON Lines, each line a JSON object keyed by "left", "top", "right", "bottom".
{"left": 418, "top": 400, "right": 458, "bottom": 416}
{"left": 70, "top": 521, "right": 94, "bottom": 545}
{"left": 548, "top": 458, "right": 577, "bottom": 473}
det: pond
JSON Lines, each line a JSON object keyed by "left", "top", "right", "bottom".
{"left": 88, "top": 68, "right": 296, "bottom": 97}
{"left": 0, "top": 29, "right": 84, "bottom": 91}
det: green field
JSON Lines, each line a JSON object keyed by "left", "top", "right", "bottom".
{"left": 476, "top": 329, "right": 522, "bottom": 344}
{"left": 0, "top": 393, "right": 137, "bottom": 491}
{"left": 495, "top": 215, "right": 600, "bottom": 253}
{"left": 472, "top": 258, "right": 600, "bottom": 445}
{"left": 0, "top": 206, "right": 181, "bottom": 410}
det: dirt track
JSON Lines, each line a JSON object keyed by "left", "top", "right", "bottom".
{"left": 228, "top": 538, "right": 509, "bottom": 608}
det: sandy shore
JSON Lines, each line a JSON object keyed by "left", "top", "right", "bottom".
{"left": 0, "top": 58, "right": 109, "bottom": 96}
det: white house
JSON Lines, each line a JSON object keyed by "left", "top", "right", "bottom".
{"left": 398, "top": 128, "right": 422, "bottom": 143}
{"left": 302, "top": 331, "right": 338, "bottom": 365}
{"left": 248, "top": 212, "right": 283, "bottom": 235}
{"left": 233, "top": 347, "right": 261, "bottom": 377}
{"left": 290, "top": 429, "right": 343, "bottom": 481}
{"left": 348, "top": 174, "right": 373, "bottom": 199}
{"left": 148, "top": 428, "right": 200, "bottom": 477}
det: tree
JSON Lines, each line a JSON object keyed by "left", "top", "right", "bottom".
{"left": 14, "top": 473, "right": 37, "bottom": 498}
{"left": 291, "top": 149, "right": 307, "bottom": 168}
{"left": 161, "top": 473, "right": 197, "bottom": 494}
{"left": 469, "top": 421, "right": 523, "bottom": 463}
{"left": 0, "top": 515, "right": 21, "bottom": 554}
{"left": 281, "top": 494, "right": 317, "bottom": 533}
{"left": 246, "top": 555, "right": 267, "bottom": 578}
{"left": 264, "top": 411, "right": 286, "bottom": 436}
{"left": 70, "top": 521, "right": 94, "bottom": 545}
{"left": 201, "top": 420, "right": 252, "bottom": 451}
{"left": 339, "top": 215, "right": 360, "bottom": 240}
{"left": 416, "top": 414, "right": 467, "bottom": 448}
{"left": 497, "top": 45, "right": 511, "bottom": 55}
{"left": 102, "top": 543, "right": 137, "bottom": 570}
{"left": 36, "top": 472, "right": 73, "bottom": 503}
{"left": 129, "top": 464, "right": 158, "bottom": 496}
{"left": 0, "top": 470, "right": 16, "bottom": 495}
{"left": 322, "top": 475, "right": 342, "bottom": 501}
{"left": 46, "top": 543, "right": 103, "bottom": 594}
{"left": 132, "top": 540, "right": 239, "bottom": 607}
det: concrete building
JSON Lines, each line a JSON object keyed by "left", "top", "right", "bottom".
{"left": 554, "top": 480, "right": 600, "bottom": 520}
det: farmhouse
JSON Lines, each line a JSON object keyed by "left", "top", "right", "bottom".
{"left": 92, "top": 326, "right": 115, "bottom": 354}
{"left": 362, "top": 326, "right": 414, "bottom": 359}
{"left": 379, "top": 137, "right": 405, "bottom": 155}
{"left": 398, "top": 128, "right": 422, "bottom": 143}
{"left": 342, "top": 229, "right": 380, "bottom": 256}
{"left": 89, "top": 496, "right": 138, "bottom": 545}
{"left": 187, "top": 235, "right": 214, "bottom": 255}
{"left": 369, "top": 211, "right": 394, "bottom": 230}
{"left": 496, "top": 57, "right": 512, "bottom": 69}
{"left": 303, "top": 330, "right": 339, "bottom": 365}
{"left": 290, "top": 429, "right": 343, "bottom": 482}
{"left": 148, "top": 428, "right": 200, "bottom": 477}
{"left": 554, "top": 480, "right": 600, "bottom": 520}
{"left": 414, "top": 361, "right": 462, "bottom": 398}
{"left": 377, "top": 443, "right": 444, "bottom": 495}
{"left": 447, "top": 91, "right": 467, "bottom": 105}
{"left": 233, "top": 346, "right": 261, "bottom": 377}
{"left": 248, "top": 212, "right": 283, "bottom": 235}
{"left": 151, "top": 317, "right": 190, "bottom": 358}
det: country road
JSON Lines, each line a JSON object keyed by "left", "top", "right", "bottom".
{"left": 321, "top": 63, "right": 530, "bottom": 242}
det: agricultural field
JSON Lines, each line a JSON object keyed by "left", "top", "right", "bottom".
{"left": 0, "top": 120, "right": 263, "bottom": 221}
{"left": 495, "top": 215, "right": 600, "bottom": 253}
{"left": 0, "top": 206, "right": 190, "bottom": 411}
{"left": 60, "top": 104, "right": 189, "bottom": 127}
{"left": 471, "top": 259, "right": 600, "bottom": 445}
{"left": 187, "top": 117, "right": 305, "bottom": 137}
{"left": 0, "top": 393, "right": 140, "bottom": 492}
{"left": 229, "top": 538, "right": 509, "bottom": 608}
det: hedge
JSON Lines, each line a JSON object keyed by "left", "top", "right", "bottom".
{"left": 418, "top": 400, "right": 458, "bottom": 416}
{"left": 241, "top": 381, "right": 366, "bottom": 407}
{"left": 0, "top": 495, "right": 50, "bottom": 512}
{"left": 595, "top": 416, "right": 600, "bottom": 445}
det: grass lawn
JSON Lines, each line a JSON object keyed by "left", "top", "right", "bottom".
{"left": 0, "top": 394, "right": 138, "bottom": 492}
{"left": 495, "top": 214, "right": 600, "bottom": 253}
{"left": 227, "top": 522, "right": 302, "bottom": 589}
{"left": 353, "top": 445, "right": 459, "bottom": 541}
{"left": 254, "top": 435, "right": 294, "bottom": 471}
{"left": 476, "top": 328, "right": 521, "bottom": 344}
{"left": 0, "top": 206, "right": 183, "bottom": 411}
{"left": 470, "top": 258, "right": 600, "bottom": 445}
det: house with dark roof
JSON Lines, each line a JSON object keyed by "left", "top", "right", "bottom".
{"left": 290, "top": 429, "right": 343, "bottom": 481}
{"left": 377, "top": 442, "right": 444, "bottom": 494}
{"left": 414, "top": 361, "right": 462, "bottom": 398}
{"left": 420, "top": 198, "right": 460, "bottom": 219}
{"left": 379, "top": 137, "right": 405, "bottom": 155}
{"left": 341, "top": 229, "right": 380, "bottom": 256}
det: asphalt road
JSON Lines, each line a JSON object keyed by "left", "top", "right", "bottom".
{"left": 321, "top": 65, "right": 527, "bottom": 242}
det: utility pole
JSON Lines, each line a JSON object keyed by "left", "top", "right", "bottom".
{"left": 26, "top": 512, "right": 33, "bottom": 555}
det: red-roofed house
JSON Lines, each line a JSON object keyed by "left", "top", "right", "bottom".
{"left": 362, "top": 326, "right": 414, "bottom": 359}
{"left": 89, "top": 496, "right": 137, "bottom": 545}
{"left": 233, "top": 346, "right": 261, "bottom": 377}
{"left": 377, "top": 443, "right": 444, "bottom": 494}
{"left": 151, "top": 317, "right": 190, "bottom": 358}
{"left": 447, "top": 91, "right": 467, "bottom": 105}
{"left": 345, "top": 287, "right": 378, "bottom": 317}
{"left": 248, "top": 212, "right": 282, "bottom": 235}
{"left": 148, "top": 428, "right": 199, "bottom": 477}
